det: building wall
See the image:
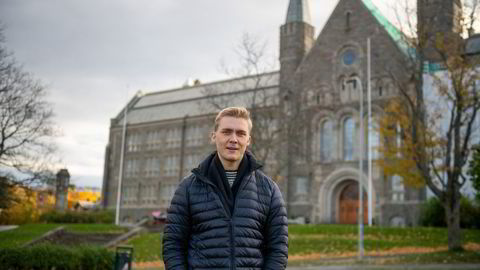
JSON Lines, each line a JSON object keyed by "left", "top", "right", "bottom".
{"left": 279, "top": 0, "right": 425, "bottom": 225}
{"left": 102, "top": 0, "right": 427, "bottom": 226}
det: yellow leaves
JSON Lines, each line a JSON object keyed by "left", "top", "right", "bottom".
{"left": 67, "top": 189, "right": 101, "bottom": 209}
{"left": 0, "top": 187, "right": 55, "bottom": 225}
{"left": 377, "top": 99, "right": 436, "bottom": 188}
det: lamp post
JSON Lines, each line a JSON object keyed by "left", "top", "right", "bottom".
{"left": 115, "top": 96, "right": 128, "bottom": 225}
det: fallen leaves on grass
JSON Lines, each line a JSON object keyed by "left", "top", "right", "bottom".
{"left": 133, "top": 261, "right": 164, "bottom": 269}
{"left": 289, "top": 241, "right": 480, "bottom": 262}
{"left": 130, "top": 242, "right": 480, "bottom": 267}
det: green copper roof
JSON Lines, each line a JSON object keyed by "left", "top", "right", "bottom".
{"left": 361, "top": 0, "right": 413, "bottom": 57}
{"left": 286, "top": 0, "right": 312, "bottom": 24}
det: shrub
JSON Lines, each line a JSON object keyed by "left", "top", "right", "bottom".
{"left": 0, "top": 244, "right": 114, "bottom": 270}
{"left": 460, "top": 197, "right": 480, "bottom": 229}
{"left": 39, "top": 210, "right": 114, "bottom": 224}
{"left": 420, "top": 197, "right": 446, "bottom": 227}
{"left": 420, "top": 196, "right": 480, "bottom": 229}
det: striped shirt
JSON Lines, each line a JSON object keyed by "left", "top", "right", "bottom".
{"left": 225, "top": 171, "right": 237, "bottom": 187}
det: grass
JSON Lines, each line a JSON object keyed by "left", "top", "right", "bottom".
{"left": 0, "top": 223, "right": 127, "bottom": 249}
{"left": 288, "top": 224, "right": 480, "bottom": 255}
{"left": 3, "top": 224, "right": 480, "bottom": 265}
{"left": 64, "top": 223, "right": 127, "bottom": 234}
{"left": 386, "top": 250, "right": 480, "bottom": 264}
{"left": 287, "top": 250, "right": 480, "bottom": 268}
{"left": 126, "top": 225, "right": 480, "bottom": 263}
{"left": 125, "top": 232, "right": 163, "bottom": 262}
{"left": 0, "top": 224, "right": 59, "bottom": 249}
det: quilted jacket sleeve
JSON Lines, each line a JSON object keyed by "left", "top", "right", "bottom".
{"left": 162, "top": 178, "right": 192, "bottom": 270}
{"left": 263, "top": 181, "right": 288, "bottom": 270}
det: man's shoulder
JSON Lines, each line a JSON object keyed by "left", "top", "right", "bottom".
{"left": 178, "top": 173, "right": 196, "bottom": 190}
{"left": 253, "top": 170, "right": 277, "bottom": 190}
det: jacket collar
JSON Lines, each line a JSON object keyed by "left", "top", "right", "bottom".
{"left": 192, "top": 151, "right": 262, "bottom": 185}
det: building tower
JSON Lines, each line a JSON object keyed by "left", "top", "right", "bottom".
{"left": 279, "top": 0, "right": 315, "bottom": 217}
{"left": 280, "top": 0, "right": 315, "bottom": 94}
{"left": 417, "top": 0, "right": 463, "bottom": 61}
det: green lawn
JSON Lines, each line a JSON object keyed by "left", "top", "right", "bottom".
{"left": 288, "top": 224, "right": 480, "bottom": 255}
{"left": 0, "top": 224, "right": 59, "bottom": 249}
{"left": 125, "top": 232, "right": 162, "bottom": 262}
{"left": 3, "top": 224, "right": 480, "bottom": 264}
{"left": 386, "top": 250, "right": 480, "bottom": 264}
{"left": 0, "top": 223, "right": 127, "bottom": 249}
{"left": 64, "top": 223, "right": 127, "bottom": 234}
{"left": 126, "top": 225, "right": 480, "bottom": 262}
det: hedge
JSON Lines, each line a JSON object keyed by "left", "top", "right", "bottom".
{"left": 39, "top": 210, "right": 114, "bottom": 224}
{"left": 419, "top": 196, "right": 480, "bottom": 229}
{"left": 0, "top": 244, "right": 114, "bottom": 270}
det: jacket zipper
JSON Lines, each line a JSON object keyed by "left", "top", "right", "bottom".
{"left": 193, "top": 170, "right": 256, "bottom": 270}
{"left": 230, "top": 220, "right": 234, "bottom": 270}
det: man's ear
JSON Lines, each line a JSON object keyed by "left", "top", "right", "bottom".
{"left": 210, "top": 131, "right": 216, "bottom": 144}
{"left": 247, "top": 135, "right": 251, "bottom": 146}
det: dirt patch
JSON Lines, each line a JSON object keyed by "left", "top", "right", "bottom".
{"left": 134, "top": 261, "right": 164, "bottom": 269}
{"left": 290, "top": 233, "right": 398, "bottom": 241}
{"left": 33, "top": 230, "right": 122, "bottom": 246}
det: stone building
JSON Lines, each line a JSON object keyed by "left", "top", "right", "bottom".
{"left": 102, "top": 0, "right": 477, "bottom": 225}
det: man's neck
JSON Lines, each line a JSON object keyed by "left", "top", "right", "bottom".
{"left": 218, "top": 156, "right": 241, "bottom": 171}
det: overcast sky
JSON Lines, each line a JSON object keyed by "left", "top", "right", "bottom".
{"left": 0, "top": 0, "right": 398, "bottom": 188}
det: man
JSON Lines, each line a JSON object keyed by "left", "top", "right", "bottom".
{"left": 163, "top": 107, "right": 288, "bottom": 270}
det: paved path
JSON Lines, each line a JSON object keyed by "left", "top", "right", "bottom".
{"left": 133, "top": 264, "right": 480, "bottom": 270}
{"left": 0, "top": 225, "right": 18, "bottom": 232}
{"left": 287, "top": 265, "right": 480, "bottom": 270}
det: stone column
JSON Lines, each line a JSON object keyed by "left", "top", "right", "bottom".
{"left": 55, "top": 169, "right": 70, "bottom": 211}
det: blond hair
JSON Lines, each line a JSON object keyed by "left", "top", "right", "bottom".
{"left": 214, "top": 107, "right": 253, "bottom": 132}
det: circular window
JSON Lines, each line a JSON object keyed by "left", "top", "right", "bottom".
{"left": 342, "top": 49, "right": 356, "bottom": 65}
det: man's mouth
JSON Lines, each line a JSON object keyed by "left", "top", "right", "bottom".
{"left": 227, "top": 147, "right": 238, "bottom": 151}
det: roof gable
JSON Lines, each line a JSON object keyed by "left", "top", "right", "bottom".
{"left": 361, "top": 0, "right": 412, "bottom": 57}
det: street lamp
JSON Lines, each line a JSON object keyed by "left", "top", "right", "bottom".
{"left": 115, "top": 103, "right": 128, "bottom": 226}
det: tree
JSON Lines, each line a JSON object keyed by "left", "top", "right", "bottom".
{"left": 378, "top": 0, "right": 480, "bottom": 250}
{"left": 201, "top": 33, "right": 283, "bottom": 174}
{"left": 0, "top": 27, "right": 57, "bottom": 207}
{"left": 468, "top": 146, "right": 480, "bottom": 203}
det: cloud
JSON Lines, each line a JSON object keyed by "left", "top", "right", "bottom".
{"left": 0, "top": 0, "right": 398, "bottom": 188}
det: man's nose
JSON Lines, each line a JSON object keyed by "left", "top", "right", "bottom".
{"left": 229, "top": 134, "right": 238, "bottom": 142}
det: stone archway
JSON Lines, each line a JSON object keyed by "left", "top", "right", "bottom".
{"left": 315, "top": 168, "right": 374, "bottom": 224}
{"left": 337, "top": 180, "right": 367, "bottom": 224}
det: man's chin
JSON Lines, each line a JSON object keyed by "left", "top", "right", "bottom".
{"left": 222, "top": 154, "right": 240, "bottom": 163}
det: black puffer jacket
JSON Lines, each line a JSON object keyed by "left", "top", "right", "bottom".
{"left": 162, "top": 152, "right": 288, "bottom": 270}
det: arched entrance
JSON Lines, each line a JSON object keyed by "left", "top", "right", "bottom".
{"left": 316, "top": 168, "right": 375, "bottom": 224}
{"left": 338, "top": 181, "right": 368, "bottom": 224}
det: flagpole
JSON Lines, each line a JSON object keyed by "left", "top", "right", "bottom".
{"left": 356, "top": 76, "right": 364, "bottom": 259}
{"left": 367, "top": 37, "right": 373, "bottom": 226}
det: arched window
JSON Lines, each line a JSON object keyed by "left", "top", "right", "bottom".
{"left": 321, "top": 120, "right": 334, "bottom": 162}
{"left": 343, "top": 117, "right": 355, "bottom": 161}
{"left": 365, "top": 117, "right": 380, "bottom": 159}
{"left": 396, "top": 122, "right": 402, "bottom": 158}
{"left": 346, "top": 11, "right": 351, "bottom": 31}
{"left": 306, "top": 89, "right": 316, "bottom": 106}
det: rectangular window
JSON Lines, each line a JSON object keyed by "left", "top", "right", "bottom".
{"left": 392, "top": 175, "right": 405, "bottom": 202}
{"left": 296, "top": 177, "right": 308, "bottom": 195}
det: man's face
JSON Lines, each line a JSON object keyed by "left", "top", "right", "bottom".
{"left": 212, "top": 116, "right": 251, "bottom": 169}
